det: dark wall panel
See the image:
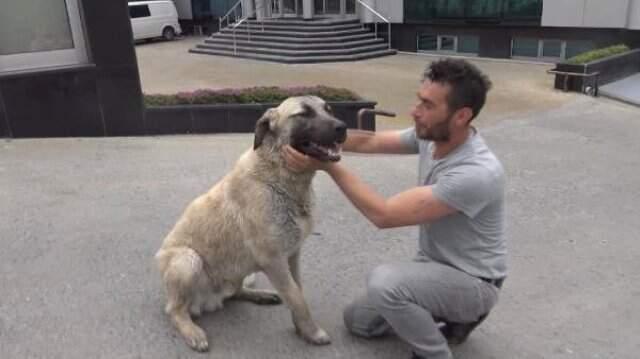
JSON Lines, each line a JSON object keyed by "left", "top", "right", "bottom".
{"left": 97, "top": 66, "right": 145, "bottom": 136}
{"left": 2, "top": 70, "right": 103, "bottom": 138}
{"left": 81, "top": 0, "right": 138, "bottom": 66}
{"left": 0, "top": 89, "right": 8, "bottom": 137}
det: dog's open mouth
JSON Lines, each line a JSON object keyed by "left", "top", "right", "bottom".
{"left": 297, "top": 140, "right": 342, "bottom": 162}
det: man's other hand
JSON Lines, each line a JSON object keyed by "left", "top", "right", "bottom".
{"left": 283, "top": 145, "right": 332, "bottom": 173}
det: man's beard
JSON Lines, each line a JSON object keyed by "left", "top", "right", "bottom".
{"left": 416, "top": 113, "right": 453, "bottom": 142}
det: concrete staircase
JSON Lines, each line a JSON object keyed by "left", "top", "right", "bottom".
{"left": 189, "top": 18, "right": 396, "bottom": 64}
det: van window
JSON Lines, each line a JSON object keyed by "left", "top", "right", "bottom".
{"left": 129, "top": 4, "right": 151, "bottom": 18}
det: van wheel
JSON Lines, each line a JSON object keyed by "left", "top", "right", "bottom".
{"left": 162, "top": 27, "right": 175, "bottom": 41}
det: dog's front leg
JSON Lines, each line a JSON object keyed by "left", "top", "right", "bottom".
{"left": 262, "top": 258, "right": 331, "bottom": 345}
{"left": 288, "top": 250, "right": 302, "bottom": 288}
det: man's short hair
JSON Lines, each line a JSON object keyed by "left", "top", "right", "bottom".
{"left": 423, "top": 58, "right": 492, "bottom": 121}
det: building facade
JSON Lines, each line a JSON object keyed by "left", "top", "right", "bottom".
{"left": 0, "top": 0, "right": 144, "bottom": 138}
{"left": 387, "top": 0, "right": 640, "bottom": 61}
{"left": 186, "top": 0, "right": 640, "bottom": 61}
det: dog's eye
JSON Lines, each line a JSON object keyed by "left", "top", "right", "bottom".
{"left": 324, "top": 104, "right": 333, "bottom": 114}
{"left": 298, "top": 104, "right": 316, "bottom": 118}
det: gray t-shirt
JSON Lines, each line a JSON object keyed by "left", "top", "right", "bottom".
{"left": 400, "top": 127, "right": 507, "bottom": 279}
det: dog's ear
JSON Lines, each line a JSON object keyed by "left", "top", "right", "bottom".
{"left": 254, "top": 108, "right": 277, "bottom": 150}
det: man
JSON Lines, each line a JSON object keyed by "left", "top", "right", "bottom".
{"left": 284, "top": 58, "right": 506, "bottom": 359}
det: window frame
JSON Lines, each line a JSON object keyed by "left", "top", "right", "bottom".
{"left": 416, "top": 33, "right": 479, "bottom": 56}
{"left": 0, "top": 0, "right": 89, "bottom": 74}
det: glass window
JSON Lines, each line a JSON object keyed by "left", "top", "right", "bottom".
{"left": 129, "top": 5, "right": 151, "bottom": 19}
{"left": 437, "top": 0, "right": 465, "bottom": 18}
{"left": 459, "top": 35, "right": 480, "bottom": 53}
{"left": 1, "top": 0, "right": 74, "bottom": 56}
{"left": 467, "top": 0, "right": 503, "bottom": 18}
{"left": 439, "top": 36, "right": 456, "bottom": 51}
{"left": 566, "top": 40, "right": 595, "bottom": 59}
{"left": 502, "top": 0, "right": 542, "bottom": 19}
{"left": 542, "top": 39, "right": 562, "bottom": 58}
{"left": 512, "top": 38, "right": 539, "bottom": 57}
{"left": 417, "top": 34, "right": 438, "bottom": 51}
{"left": 0, "top": 0, "right": 87, "bottom": 73}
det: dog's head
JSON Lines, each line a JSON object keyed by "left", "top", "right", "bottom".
{"left": 253, "top": 96, "right": 347, "bottom": 162}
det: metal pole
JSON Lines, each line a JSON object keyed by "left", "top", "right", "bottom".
{"left": 388, "top": 22, "right": 391, "bottom": 49}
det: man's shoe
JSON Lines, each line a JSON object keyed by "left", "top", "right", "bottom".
{"left": 439, "top": 313, "right": 488, "bottom": 345}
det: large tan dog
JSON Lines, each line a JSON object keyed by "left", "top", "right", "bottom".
{"left": 155, "top": 96, "right": 347, "bottom": 351}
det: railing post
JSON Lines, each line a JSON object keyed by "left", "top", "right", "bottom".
{"left": 388, "top": 23, "right": 391, "bottom": 49}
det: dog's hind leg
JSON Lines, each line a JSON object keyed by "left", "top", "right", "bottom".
{"left": 233, "top": 287, "right": 283, "bottom": 305}
{"left": 159, "top": 247, "right": 210, "bottom": 352}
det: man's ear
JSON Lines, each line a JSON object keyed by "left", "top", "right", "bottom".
{"left": 454, "top": 107, "right": 474, "bottom": 126}
{"left": 254, "top": 108, "right": 277, "bottom": 149}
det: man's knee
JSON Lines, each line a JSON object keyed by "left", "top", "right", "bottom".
{"left": 366, "top": 264, "right": 405, "bottom": 306}
{"left": 342, "top": 296, "right": 390, "bottom": 338}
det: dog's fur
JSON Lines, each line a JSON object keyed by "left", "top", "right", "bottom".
{"left": 155, "top": 96, "right": 347, "bottom": 351}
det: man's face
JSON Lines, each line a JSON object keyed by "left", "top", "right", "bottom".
{"left": 410, "top": 80, "right": 455, "bottom": 142}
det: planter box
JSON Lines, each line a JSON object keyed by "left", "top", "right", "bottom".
{"left": 144, "top": 100, "right": 378, "bottom": 135}
{"left": 552, "top": 49, "right": 640, "bottom": 93}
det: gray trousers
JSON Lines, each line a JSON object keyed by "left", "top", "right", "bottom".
{"left": 343, "top": 259, "right": 500, "bottom": 359}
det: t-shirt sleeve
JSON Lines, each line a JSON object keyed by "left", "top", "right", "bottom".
{"left": 432, "top": 166, "right": 501, "bottom": 218}
{"left": 398, "top": 127, "right": 420, "bottom": 154}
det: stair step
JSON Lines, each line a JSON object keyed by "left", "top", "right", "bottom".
{"left": 220, "top": 27, "right": 368, "bottom": 38}
{"left": 246, "top": 18, "right": 360, "bottom": 26}
{"left": 195, "top": 43, "right": 389, "bottom": 57}
{"left": 189, "top": 48, "right": 397, "bottom": 64}
{"left": 203, "top": 37, "right": 384, "bottom": 50}
{"left": 230, "top": 22, "right": 363, "bottom": 32}
{"left": 210, "top": 32, "right": 375, "bottom": 44}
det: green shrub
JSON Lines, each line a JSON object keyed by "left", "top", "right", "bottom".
{"left": 144, "top": 86, "right": 362, "bottom": 107}
{"left": 566, "top": 44, "right": 631, "bottom": 65}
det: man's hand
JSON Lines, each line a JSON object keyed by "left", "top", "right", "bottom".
{"left": 283, "top": 145, "right": 333, "bottom": 173}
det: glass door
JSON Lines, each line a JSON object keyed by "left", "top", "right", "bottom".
{"left": 272, "top": 0, "right": 301, "bottom": 17}
{"left": 314, "top": 0, "right": 347, "bottom": 16}
{"left": 346, "top": 0, "right": 356, "bottom": 14}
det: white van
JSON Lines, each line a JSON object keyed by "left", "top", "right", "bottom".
{"left": 128, "top": 1, "right": 182, "bottom": 41}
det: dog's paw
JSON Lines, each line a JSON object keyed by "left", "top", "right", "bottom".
{"left": 302, "top": 328, "right": 331, "bottom": 345}
{"left": 184, "top": 326, "right": 209, "bottom": 352}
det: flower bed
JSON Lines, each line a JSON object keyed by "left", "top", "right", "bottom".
{"left": 143, "top": 86, "right": 377, "bottom": 135}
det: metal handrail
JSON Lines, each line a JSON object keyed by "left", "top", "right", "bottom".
{"left": 357, "top": 108, "right": 396, "bottom": 129}
{"left": 232, "top": 17, "right": 251, "bottom": 54}
{"left": 356, "top": 0, "right": 391, "bottom": 50}
{"left": 219, "top": 0, "right": 244, "bottom": 31}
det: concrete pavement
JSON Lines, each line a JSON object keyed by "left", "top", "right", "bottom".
{"left": 2, "top": 95, "right": 640, "bottom": 359}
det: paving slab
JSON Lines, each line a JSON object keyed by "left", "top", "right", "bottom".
{"left": 2, "top": 96, "right": 640, "bottom": 359}
{"left": 600, "top": 72, "right": 640, "bottom": 107}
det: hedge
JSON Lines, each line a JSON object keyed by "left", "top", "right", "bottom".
{"left": 144, "top": 86, "right": 362, "bottom": 107}
{"left": 566, "top": 44, "right": 631, "bottom": 65}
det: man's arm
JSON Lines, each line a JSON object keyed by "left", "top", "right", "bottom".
{"left": 343, "top": 129, "right": 416, "bottom": 154}
{"left": 324, "top": 162, "right": 457, "bottom": 228}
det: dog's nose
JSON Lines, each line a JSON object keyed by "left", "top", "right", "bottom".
{"left": 335, "top": 122, "right": 347, "bottom": 139}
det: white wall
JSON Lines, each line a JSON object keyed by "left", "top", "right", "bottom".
{"left": 359, "top": 0, "right": 403, "bottom": 23}
{"left": 629, "top": 0, "right": 640, "bottom": 29}
{"left": 542, "top": 0, "right": 632, "bottom": 28}
{"left": 173, "top": 0, "right": 192, "bottom": 20}
{"left": 583, "top": 0, "right": 629, "bottom": 28}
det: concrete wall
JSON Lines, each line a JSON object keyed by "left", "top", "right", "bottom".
{"left": 542, "top": 0, "right": 636, "bottom": 29}
{"left": 173, "top": 0, "right": 193, "bottom": 20}
{"left": 360, "top": 0, "right": 403, "bottom": 24}
{"left": 629, "top": 0, "right": 640, "bottom": 29}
